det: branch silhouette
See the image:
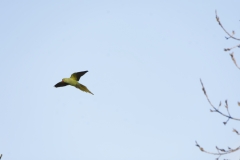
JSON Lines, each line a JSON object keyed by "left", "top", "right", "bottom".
{"left": 198, "top": 74, "right": 240, "bottom": 160}
{"left": 230, "top": 52, "right": 240, "bottom": 70}
{"left": 215, "top": 10, "right": 240, "bottom": 70}
{"left": 200, "top": 79, "right": 240, "bottom": 125}
{"left": 197, "top": 11, "right": 240, "bottom": 160}
{"left": 196, "top": 141, "right": 240, "bottom": 160}
{"left": 215, "top": 10, "right": 240, "bottom": 41}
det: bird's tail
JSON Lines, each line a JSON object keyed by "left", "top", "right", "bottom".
{"left": 76, "top": 83, "right": 94, "bottom": 95}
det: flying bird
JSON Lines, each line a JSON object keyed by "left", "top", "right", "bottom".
{"left": 54, "top": 71, "right": 94, "bottom": 95}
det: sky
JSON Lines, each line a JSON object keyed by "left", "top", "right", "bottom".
{"left": 0, "top": 0, "right": 240, "bottom": 160}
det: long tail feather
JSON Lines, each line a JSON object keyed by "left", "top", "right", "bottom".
{"left": 76, "top": 83, "right": 94, "bottom": 95}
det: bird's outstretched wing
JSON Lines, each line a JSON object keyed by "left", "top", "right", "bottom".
{"left": 54, "top": 81, "right": 69, "bottom": 87}
{"left": 70, "top": 71, "right": 88, "bottom": 81}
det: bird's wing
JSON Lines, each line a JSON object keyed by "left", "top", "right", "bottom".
{"left": 54, "top": 81, "right": 69, "bottom": 87}
{"left": 70, "top": 71, "right": 88, "bottom": 81}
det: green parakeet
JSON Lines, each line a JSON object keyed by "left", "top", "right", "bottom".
{"left": 54, "top": 71, "right": 94, "bottom": 95}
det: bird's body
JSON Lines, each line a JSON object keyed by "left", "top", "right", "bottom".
{"left": 54, "top": 71, "right": 94, "bottom": 95}
{"left": 62, "top": 78, "right": 79, "bottom": 86}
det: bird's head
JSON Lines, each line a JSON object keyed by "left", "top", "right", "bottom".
{"left": 62, "top": 78, "right": 66, "bottom": 82}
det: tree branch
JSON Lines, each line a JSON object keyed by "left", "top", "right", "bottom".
{"left": 215, "top": 10, "right": 240, "bottom": 41}
{"left": 215, "top": 10, "right": 240, "bottom": 70}
{"left": 200, "top": 79, "right": 240, "bottom": 124}
{"left": 224, "top": 44, "right": 240, "bottom": 52}
{"left": 196, "top": 141, "right": 240, "bottom": 160}
{"left": 229, "top": 52, "right": 240, "bottom": 70}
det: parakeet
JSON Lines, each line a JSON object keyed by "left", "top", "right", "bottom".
{"left": 54, "top": 71, "right": 94, "bottom": 95}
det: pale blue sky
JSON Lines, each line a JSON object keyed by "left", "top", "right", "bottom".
{"left": 0, "top": 0, "right": 240, "bottom": 160}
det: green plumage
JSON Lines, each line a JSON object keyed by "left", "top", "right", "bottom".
{"left": 54, "top": 71, "right": 94, "bottom": 95}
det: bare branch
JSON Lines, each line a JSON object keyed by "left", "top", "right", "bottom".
{"left": 229, "top": 52, "right": 240, "bottom": 70}
{"left": 195, "top": 141, "right": 240, "bottom": 159}
{"left": 224, "top": 44, "right": 240, "bottom": 52}
{"left": 200, "top": 79, "right": 240, "bottom": 124}
{"left": 197, "top": 11, "right": 240, "bottom": 160}
{"left": 233, "top": 128, "right": 240, "bottom": 135}
{"left": 215, "top": 10, "right": 240, "bottom": 41}
{"left": 215, "top": 10, "right": 240, "bottom": 70}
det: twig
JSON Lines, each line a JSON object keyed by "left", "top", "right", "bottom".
{"left": 233, "top": 128, "right": 240, "bottom": 135}
{"left": 195, "top": 141, "right": 240, "bottom": 160}
{"left": 229, "top": 52, "right": 240, "bottom": 70}
{"left": 200, "top": 79, "right": 240, "bottom": 124}
{"left": 224, "top": 44, "right": 240, "bottom": 51}
{"left": 215, "top": 10, "right": 240, "bottom": 70}
{"left": 215, "top": 10, "right": 240, "bottom": 41}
